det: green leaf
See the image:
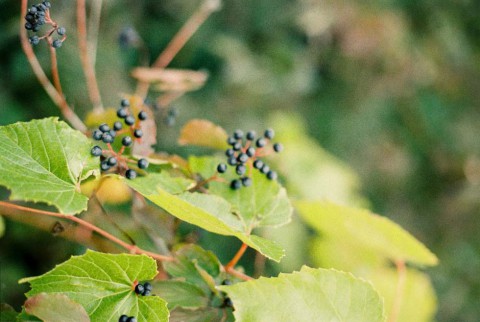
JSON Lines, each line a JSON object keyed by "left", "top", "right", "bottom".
{"left": 190, "top": 156, "right": 293, "bottom": 229}
{"left": 219, "top": 266, "right": 385, "bottom": 322}
{"left": 19, "top": 250, "right": 169, "bottom": 322}
{"left": 0, "top": 118, "right": 99, "bottom": 214}
{"left": 24, "top": 293, "right": 90, "bottom": 322}
{"left": 296, "top": 201, "right": 438, "bottom": 266}
{"left": 152, "top": 281, "right": 208, "bottom": 310}
{"left": 169, "top": 307, "right": 228, "bottom": 322}
{"left": 0, "top": 216, "right": 4, "bottom": 238}
{"left": 178, "top": 119, "right": 229, "bottom": 150}
{"left": 1, "top": 303, "right": 19, "bottom": 322}
{"left": 124, "top": 175, "right": 285, "bottom": 261}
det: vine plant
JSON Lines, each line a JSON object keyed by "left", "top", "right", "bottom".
{"left": 0, "top": 1, "right": 438, "bottom": 322}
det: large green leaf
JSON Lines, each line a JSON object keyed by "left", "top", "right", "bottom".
{"left": 218, "top": 266, "right": 385, "bottom": 322}
{"left": 296, "top": 201, "right": 438, "bottom": 266}
{"left": 0, "top": 118, "right": 98, "bottom": 214}
{"left": 189, "top": 156, "right": 293, "bottom": 229}
{"left": 124, "top": 174, "right": 285, "bottom": 261}
{"left": 24, "top": 293, "right": 90, "bottom": 322}
{"left": 19, "top": 250, "right": 168, "bottom": 322}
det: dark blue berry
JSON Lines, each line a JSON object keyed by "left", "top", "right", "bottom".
{"left": 113, "top": 121, "right": 123, "bottom": 131}
{"left": 57, "top": 27, "right": 66, "bottom": 36}
{"left": 138, "top": 111, "right": 147, "bottom": 121}
{"left": 241, "top": 177, "right": 252, "bottom": 187}
{"left": 138, "top": 158, "right": 148, "bottom": 169}
{"left": 125, "top": 115, "right": 135, "bottom": 126}
{"left": 121, "top": 99, "right": 130, "bottom": 107}
{"left": 99, "top": 123, "right": 110, "bottom": 132}
{"left": 126, "top": 317, "right": 137, "bottom": 322}
{"left": 43, "top": 1, "right": 51, "bottom": 8}
{"left": 264, "top": 128, "right": 275, "bottom": 139}
{"left": 102, "top": 133, "right": 114, "bottom": 144}
{"left": 217, "top": 163, "right": 227, "bottom": 173}
{"left": 25, "top": 22, "right": 33, "bottom": 30}
{"left": 143, "top": 282, "right": 152, "bottom": 296}
{"left": 230, "top": 179, "right": 241, "bottom": 190}
{"left": 227, "top": 156, "right": 237, "bottom": 166}
{"left": 253, "top": 159, "right": 264, "bottom": 169}
{"left": 133, "top": 129, "right": 143, "bottom": 138}
{"left": 92, "top": 130, "right": 103, "bottom": 140}
{"left": 91, "top": 146, "right": 102, "bottom": 157}
{"left": 29, "top": 36, "right": 40, "bottom": 45}
{"left": 266, "top": 170, "right": 278, "bottom": 180}
{"left": 223, "top": 297, "right": 233, "bottom": 308}
{"left": 52, "top": 39, "right": 62, "bottom": 49}
{"left": 237, "top": 153, "right": 248, "bottom": 164}
{"left": 107, "top": 157, "right": 117, "bottom": 166}
{"left": 101, "top": 161, "right": 110, "bottom": 171}
{"left": 222, "top": 279, "right": 232, "bottom": 285}
{"left": 233, "top": 130, "right": 243, "bottom": 140}
{"left": 227, "top": 136, "right": 237, "bottom": 146}
{"left": 135, "top": 284, "right": 144, "bottom": 294}
{"left": 225, "top": 149, "right": 235, "bottom": 157}
{"left": 126, "top": 169, "right": 137, "bottom": 179}
{"left": 236, "top": 164, "right": 246, "bottom": 175}
{"left": 260, "top": 164, "right": 270, "bottom": 174}
{"left": 246, "top": 131, "right": 256, "bottom": 141}
{"left": 122, "top": 136, "right": 133, "bottom": 146}
{"left": 117, "top": 108, "right": 128, "bottom": 118}
{"left": 246, "top": 147, "right": 255, "bottom": 157}
{"left": 256, "top": 138, "right": 266, "bottom": 148}
{"left": 119, "top": 315, "right": 128, "bottom": 322}
{"left": 232, "top": 142, "right": 242, "bottom": 151}
{"left": 273, "top": 143, "right": 283, "bottom": 153}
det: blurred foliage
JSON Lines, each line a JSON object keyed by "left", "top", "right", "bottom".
{"left": 1, "top": 0, "right": 480, "bottom": 321}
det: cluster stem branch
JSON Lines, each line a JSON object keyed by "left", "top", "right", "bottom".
{"left": 388, "top": 260, "right": 407, "bottom": 322}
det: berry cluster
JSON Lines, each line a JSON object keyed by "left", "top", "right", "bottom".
{"left": 217, "top": 129, "right": 283, "bottom": 190}
{"left": 134, "top": 282, "right": 152, "bottom": 296}
{"left": 90, "top": 99, "right": 149, "bottom": 179}
{"left": 24, "top": 1, "right": 66, "bottom": 48}
{"left": 119, "top": 315, "right": 136, "bottom": 322}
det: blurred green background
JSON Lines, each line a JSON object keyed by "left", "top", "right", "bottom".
{"left": 1, "top": 0, "right": 480, "bottom": 321}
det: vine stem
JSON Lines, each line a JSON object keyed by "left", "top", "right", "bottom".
{"left": 20, "top": 0, "right": 87, "bottom": 133}
{"left": 0, "top": 201, "right": 174, "bottom": 262}
{"left": 388, "top": 260, "right": 407, "bottom": 322}
{"left": 225, "top": 243, "right": 248, "bottom": 272}
{"left": 77, "top": 0, "right": 103, "bottom": 112}
{"left": 135, "top": 0, "right": 220, "bottom": 98}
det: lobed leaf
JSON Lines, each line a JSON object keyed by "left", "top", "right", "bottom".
{"left": 219, "top": 266, "right": 385, "bottom": 322}
{"left": 0, "top": 118, "right": 99, "bottom": 214}
{"left": 19, "top": 250, "right": 168, "bottom": 322}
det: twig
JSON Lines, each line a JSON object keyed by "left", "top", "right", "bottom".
{"left": 388, "top": 260, "right": 407, "bottom": 322}
{"left": 20, "top": 0, "right": 87, "bottom": 133}
{"left": 0, "top": 201, "right": 174, "bottom": 262}
{"left": 227, "top": 267, "right": 253, "bottom": 281}
{"left": 88, "top": 0, "right": 103, "bottom": 67}
{"left": 225, "top": 243, "right": 248, "bottom": 272}
{"left": 135, "top": 0, "right": 221, "bottom": 98}
{"left": 77, "top": 0, "right": 103, "bottom": 111}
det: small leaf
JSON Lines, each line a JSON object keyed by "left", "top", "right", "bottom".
{"left": 124, "top": 176, "right": 285, "bottom": 261}
{"left": 296, "top": 201, "right": 438, "bottom": 266}
{"left": 152, "top": 281, "right": 208, "bottom": 310}
{"left": 24, "top": 293, "right": 89, "bottom": 322}
{"left": 19, "top": 250, "right": 169, "bottom": 322}
{"left": 218, "top": 266, "right": 385, "bottom": 322}
{"left": 178, "top": 120, "right": 229, "bottom": 150}
{"left": 0, "top": 118, "right": 99, "bottom": 214}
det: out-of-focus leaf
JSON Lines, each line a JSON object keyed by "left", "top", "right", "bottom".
{"left": 131, "top": 68, "right": 208, "bottom": 92}
{"left": 0, "top": 216, "right": 4, "bottom": 238}
{"left": 219, "top": 266, "right": 385, "bottom": 322}
{"left": 178, "top": 120, "right": 229, "bottom": 150}
{"left": 152, "top": 281, "right": 208, "bottom": 310}
{"left": 0, "top": 118, "right": 98, "bottom": 214}
{"left": 169, "top": 307, "right": 227, "bottom": 322}
{"left": 24, "top": 293, "right": 90, "bottom": 322}
{"left": 0, "top": 303, "right": 18, "bottom": 321}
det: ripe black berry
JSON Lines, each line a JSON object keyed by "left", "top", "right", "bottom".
{"left": 260, "top": 164, "right": 270, "bottom": 174}
{"left": 273, "top": 143, "right": 283, "bottom": 153}
{"left": 29, "top": 36, "right": 40, "bottom": 45}
{"left": 91, "top": 146, "right": 102, "bottom": 157}
{"left": 126, "top": 317, "right": 137, "bottom": 322}
{"left": 241, "top": 177, "right": 252, "bottom": 187}
{"left": 233, "top": 130, "right": 243, "bottom": 140}
{"left": 237, "top": 153, "right": 249, "bottom": 164}
{"left": 227, "top": 156, "right": 237, "bottom": 166}
{"left": 230, "top": 179, "right": 241, "bottom": 190}
{"left": 222, "top": 279, "right": 232, "bottom": 285}
{"left": 246, "top": 131, "right": 256, "bottom": 141}
{"left": 113, "top": 121, "right": 122, "bottom": 131}
{"left": 223, "top": 297, "right": 233, "bottom": 308}
{"left": 100, "top": 161, "right": 110, "bottom": 172}
{"left": 117, "top": 108, "right": 128, "bottom": 119}
{"left": 121, "top": 99, "right": 130, "bottom": 107}
{"left": 138, "top": 111, "right": 147, "bottom": 120}
{"left": 107, "top": 157, "right": 117, "bottom": 166}
{"left": 138, "top": 158, "right": 148, "bottom": 169}
{"left": 125, "top": 115, "right": 135, "bottom": 126}
{"left": 236, "top": 164, "right": 246, "bottom": 175}
{"left": 126, "top": 169, "right": 137, "bottom": 179}
{"left": 266, "top": 170, "right": 278, "bottom": 180}
{"left": 119, "top": 315, "right": 128, "bottom": 322}
{"left": 225, "top": 149, "right": 235, "bottom": 157}
{"left": 133, "top": 129, "right": 143, "bottom": 138}
{"left": 232, "top": 142, "right": 242, "bottom": 151}
{"left": 227, "top": 136, "right": 237, "bottom": 146}
{"left": 135, "top": 284, "right": 144, "bottom": 295}
{"left": 57, "top": 27, "right": 66, "bottom": 36}
{"left": 256, "top": 138, "right": 266, "bottom": 148}
{"left": 143, "top": 282, "right": 152, "bottom": 296}
{"left": 92, "top": 130, "right": 103, "bottom": 140}
{"left": 253, "top": 159, "right": 263, "bottom": 169}
{"left": 122, "top": 136, "right": 133, "bottom": 146}
{"left": 246, "top": 147, "right": 255, "bottom": 157}
{"left": 99, "top": 123, "right": 110, "bottom": 132}
{"left": 264, "top": 128, "right": 275, "bottom": 139}
{"left": 52, "top": 39, "right": 63, "bottom": 48}
{"left": 217, "top": 163, "right": 227, "bottom": 173}
{"left": 102, "top": 133, "right": 114, "bottom": 144}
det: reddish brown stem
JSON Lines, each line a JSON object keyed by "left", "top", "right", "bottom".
{"left": 77, "top": 0, "right": 103, "bottom": 111}
{"left": 225, "top": 243, "right": 248, "bottom": 272}
{"left": 20, "top": 0, "right": 87, "bottom": 132}
{"left": 388, "top": 260, "right": 407, "bottom": 322}
{"left": 0, "top": 201, "right": 174, "bottom": 262}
